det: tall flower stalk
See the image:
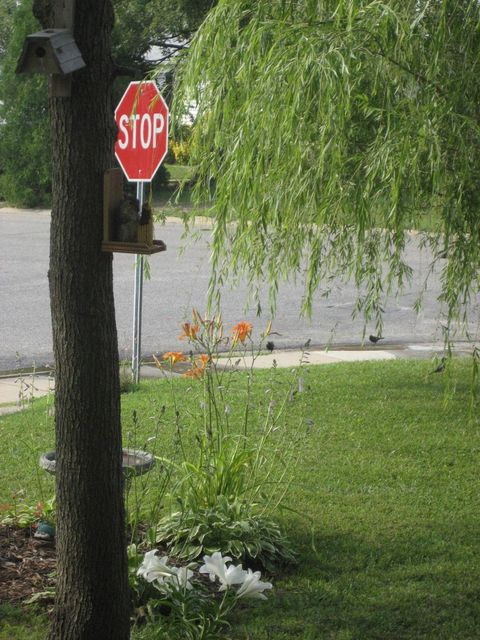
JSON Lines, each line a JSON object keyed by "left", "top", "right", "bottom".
{"left": 153, "top": 310, "right": 307, "bottom": 567}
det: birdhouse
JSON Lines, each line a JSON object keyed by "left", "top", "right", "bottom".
{"left": 16, "top": 29, "right": 85, "bottom": 76}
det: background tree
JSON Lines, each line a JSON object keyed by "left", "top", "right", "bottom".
{"left": 30, "top": 0, "right": 130, "bottom": 637}
{"left": 175, "top": 0, "right": 480, "bottom": 336}
{"left": 0, "top": 0, "right": 16, "bottom": 59}
{"left": 0, "top": 4, "right": 50, "bottom": 207}
{"left": 0, "top": 0, "right": 216, "bottom": 207}
{"left": 111, "top": 0, "right": 216, "bottom": 73}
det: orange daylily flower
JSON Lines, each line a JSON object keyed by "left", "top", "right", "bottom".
{"left": 182, "top": 354, "right": 210, "bottom": 379}
{"left": 162, "top": 351, "right": 186, "bottom": 364}
{"left": 179, "top": 322, "right": 199, "bottom": 341}
{"left": 231, "top": 321, "right": 253, "bottom": 343}
{"left": 182, "top": 365, "right": 204, "bottom": 379}
{"left": 198, "top": 354, "right": 210, "bottom": 368}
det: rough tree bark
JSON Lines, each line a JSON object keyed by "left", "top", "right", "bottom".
{"left": 32, "top": 1, "right": 130, "bottom": 637}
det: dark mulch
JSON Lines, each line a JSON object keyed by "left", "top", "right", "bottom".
{"left": 0, "top": 525, "right": 56, "bottom": 606}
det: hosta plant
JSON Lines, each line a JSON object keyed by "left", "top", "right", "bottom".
{"left": 156, "top": 495, "right": 296, "bottom": 571}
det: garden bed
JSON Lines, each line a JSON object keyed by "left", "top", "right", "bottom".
{"left": 0, "top": 525, "right": 55, "bottom": 606}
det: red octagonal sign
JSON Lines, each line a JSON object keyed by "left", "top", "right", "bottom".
{"left": 115, "top": 81, "right": 169, "bottom": 182}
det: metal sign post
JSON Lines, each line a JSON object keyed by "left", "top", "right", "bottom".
{"left": 132, "top": 182, "right": 144, "bottom": 384}
{"left": 114, "top": 81, "right": 169, "bottom": 384}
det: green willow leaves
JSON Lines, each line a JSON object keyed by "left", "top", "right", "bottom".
{"left": 173, "top": 0, "right": 480, "bottom": 331}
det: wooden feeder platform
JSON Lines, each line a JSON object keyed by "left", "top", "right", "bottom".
{"left": 102, "top": 168, "right": 166, "bottom": 255}
{"left": 101, "top": 239, "right": 166, "bottom": 255}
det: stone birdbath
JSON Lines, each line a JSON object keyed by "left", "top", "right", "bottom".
{"left": 37, "top": 448, "right": 155, "bottom": 540}
{"left": 39, "top": 448, "right": 155, "bottom": 478}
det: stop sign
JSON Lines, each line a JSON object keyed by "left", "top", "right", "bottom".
{"left": 115, "top": 81, "right": 169, "bottom": 182}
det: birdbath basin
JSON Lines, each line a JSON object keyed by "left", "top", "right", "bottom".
{"left": 39, "top": 448, "right": 155, "bottom": 478}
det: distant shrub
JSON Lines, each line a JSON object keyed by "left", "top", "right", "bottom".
{"left": 170, "top": 139, "right": 191, "bottom": 165}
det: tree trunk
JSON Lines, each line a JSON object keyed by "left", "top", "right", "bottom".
{"left": 32, "top": 1, "right": 131, "bottom": 638}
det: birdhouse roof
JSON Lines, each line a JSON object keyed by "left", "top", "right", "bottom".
{"left": 16, "top": 29, "right": 85, "bottom": 76}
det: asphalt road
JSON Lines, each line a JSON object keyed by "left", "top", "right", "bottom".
{"left": 0, "top": 208, "right": 477, "bottom": 372}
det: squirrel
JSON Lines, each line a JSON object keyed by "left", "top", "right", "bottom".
{"left": 114, "top": 197, "right": 151, "bottom": 242}
{"left": 139, "top": 201, "right": 151, "bottom": 226}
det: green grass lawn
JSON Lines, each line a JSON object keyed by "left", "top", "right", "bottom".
{"left": 164, "top": 163, "right": 196, "bottom": 183}
{"left": 1, "top": 359, "right": 479, "bottom": 639}
{"left": 151, "top": 178, "right": 209, "bottom": 221}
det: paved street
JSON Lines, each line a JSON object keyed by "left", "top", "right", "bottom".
{"left": 0, "top": 207, "right": 478, "bottom": 372}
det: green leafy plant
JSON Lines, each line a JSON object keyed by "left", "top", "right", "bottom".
{"left": 156, "top": 496, "right": 296, "bottom": 571}
{"left": 153, "top": 311, "right": 307, "bottom": 568}
{"left": 0, "top": 494, "right": 55, "bottom": 528}
{"left": 119, "top": 361, "right": 139, "bottom": 394}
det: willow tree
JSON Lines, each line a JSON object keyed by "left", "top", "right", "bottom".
{"left": 174, "top": 0, "right": 480, "bottom": 335}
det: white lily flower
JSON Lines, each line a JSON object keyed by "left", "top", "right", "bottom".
{"left": 235, "top": 569, "right": 273, "bottom": 600}
{"left": 218, "top": 563, "right": 247, "bottom": 591}
{"left": 141, "top": 549, "right": 160, "bottom": 566}
{"left": 166, "top": 565, "right": 194, "bottom": 590}
{"left": 199, "top": 552, "right": 246, "bottom": 589}
{"left": 138, "top": 551, "right": 195, "bottom": 590}
{"left": 199, "top": 551, "right": 231, "bottom": 582}
{"left": 137, "top": 550, "right": 176, "bottom": 583}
